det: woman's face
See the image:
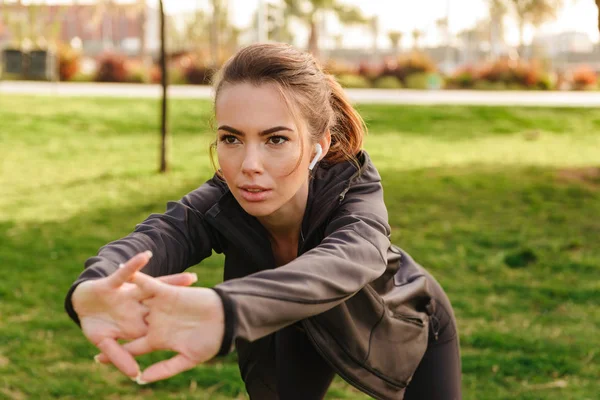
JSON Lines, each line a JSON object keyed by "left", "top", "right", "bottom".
{"left": 215, "top": 82, "right": 314, "bottom": 218}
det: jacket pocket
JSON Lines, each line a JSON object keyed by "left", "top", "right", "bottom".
{"left": 364, "top": 308, "right": 429, "bottom": 387}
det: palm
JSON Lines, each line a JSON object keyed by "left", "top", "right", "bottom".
{"left": 100, "top": 280, "right": 225, "bottom": 384}
{"left": 71, "top": 251, "right": 199, "bottom": 379}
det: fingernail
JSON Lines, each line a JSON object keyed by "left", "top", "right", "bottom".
{"left": 131, "top": 371, "right": 142, "bottom": 382}
{"left": 145, "top": 250, "right": 153, "bottom": 259}
{"left": 190, "top": 273, "right": 198, "bottom": 281}
{"left": 136, "top": 375, "right": 148, "bottom": 385}
{"left": 93, "top": 354, "right": 101, "bottom": 364}
{"left": 118, "top": 263, "right": 124, "bottom": 269}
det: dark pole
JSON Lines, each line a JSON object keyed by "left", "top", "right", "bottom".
{"left": 159, "top": 0, "right": 168, "bottom": 173}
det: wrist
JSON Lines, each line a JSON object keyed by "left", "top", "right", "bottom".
{"left": 211, "top": 288, "right": 236, "bottom": 356}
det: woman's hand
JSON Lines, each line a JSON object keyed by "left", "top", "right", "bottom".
{"left": 72, "top": 251, "right": 199, "bottom": 380}
{"left": 95, "top": 273, "right": 225, "bottom": 384}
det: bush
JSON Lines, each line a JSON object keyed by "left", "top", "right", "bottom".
{"left": 336, "top": 74, "right": 370, "bottom": 89}
{"left": 70, "top": 72, "right": 94, "bottom": 82}
{"left": 448, "top": 66, "right": 476, "bottom": 89}
{"left": 125, "top": 61, "right": 148, "bottom": 84}
{"left": 405, "top": 73, "right": 429, "bottom": 89}
{"left": 150, "top": 65, "right": 186, "bottom": 85}
{"left": 536, "top": 73, "right": 555, "bottom": 90}
{"left": 405, "top": 72, "right": 444, "bottom": 90}
{"left": 373, "top": 76, "right": 403, "bottom": 89}
{"left": 183, "top": 61, "right": 215, "bottom": 85}
{"left": 571, "top": 65, "right": 597, "bottom": 90}
{"left": 95, "top": 53, "right": 128, "bottom": 83}
{"left": 473, "top": 80, "right": 507, "bottom": 90}
{"left": 384, "top": 52, "right": 437, "bottom": 85}
{"left": 357, "top": 61, "right": 380, "bottom": 83}
{"left": 450, "top": 58, "right": 554, "bottom": 90}
{"left": 324, "top": 59, "right": 355, "bottom": 77}
{"left": 57, "top": 45, "right": 80, "bottom": 81}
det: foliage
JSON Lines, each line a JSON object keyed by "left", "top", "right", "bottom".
{"left": 501, "top": 0, "right": 564, "bottom": 50}
{"left": 357, "top": 60, "right": 381, "bottom": 83}
{"left": 1, "top": 96, "right": 600, "bottom": 399}
{"left": 404, "top": 72, "right": 444, "bottom": 90}
{"left": 379, "top": 51, "right": 437, "bottom": 85}
{"left": 336, "top": 73, "right": 370, "bottom": 88}
{"left": 448, "top": 59, "right": 554, "bottom": 90}
{"left": 373, "top": 76, "right": 403, "bottom": 89}
{"left": 448, "top": 66, "right": 476, "bottom": 89}
{"left": 283, "top": 0, "right": 368, "bottom": 57}
{"left": 94, "top": 53, "right": 129, "bottom": 83}
{"left": 183, "top": 60, "right": 216, "bottom": 85}
{"left": 57, "top": 44, "right": 80, "bottom": 82}
{"left": 323, "top": 59, "right": 356, "bottom": 77}
{"left": 571, "top": 65, "right": 597, "bottom": 90}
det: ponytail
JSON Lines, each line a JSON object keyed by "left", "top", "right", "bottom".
{"left": 323, "top": 74, "right": 366, "bottom": 165}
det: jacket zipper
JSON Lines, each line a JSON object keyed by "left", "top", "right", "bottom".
{"left": 393, "top": 313, "right": 425, "bottom": 328}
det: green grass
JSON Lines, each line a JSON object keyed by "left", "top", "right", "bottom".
{"left": 1, "top": 95, "right": 599, "bottom": 399}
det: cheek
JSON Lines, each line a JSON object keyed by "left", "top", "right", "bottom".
{"left": 216, "top": 147, "right": 238, "bottom": 178}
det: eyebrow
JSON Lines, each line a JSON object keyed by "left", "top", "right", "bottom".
{"left": 217, "top": 125, "right": 294, "bottom": 136}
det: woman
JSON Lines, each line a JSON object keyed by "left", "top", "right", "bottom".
{"left": 65, "top": 43, "right": 461, "bottom": 400}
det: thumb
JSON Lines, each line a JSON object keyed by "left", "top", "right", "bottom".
{"left": 107, "top": 251, "right": 153, "bottom": 289}
{"left": 131, "top": 269, "right": 163, "bottom": 296}
{"left": 157, "top": 273, "right": 198, "bottom": 287}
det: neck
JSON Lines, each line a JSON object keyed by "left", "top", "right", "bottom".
{"left": 257, "top": 180, "right": 309, "bottom": 245}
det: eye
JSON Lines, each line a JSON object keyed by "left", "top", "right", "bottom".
{"left": 268, "top": 136, "right": 289, "bottom": 145}
{"left": 220, "top": 135, "right": 240, "bottom": 145}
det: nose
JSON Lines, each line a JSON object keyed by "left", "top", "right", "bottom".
{"left": 241, "top": 145, "right": 264, "bottom": 176}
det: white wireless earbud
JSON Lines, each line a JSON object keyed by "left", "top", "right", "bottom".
{"left": 308, "top": 144, "right": 323, "bottom": 171}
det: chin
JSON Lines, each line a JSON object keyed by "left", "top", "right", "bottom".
{"left": 239, "top": 202, "right": 280, "bottom": 217}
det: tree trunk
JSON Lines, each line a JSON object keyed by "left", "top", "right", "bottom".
{"left": 307, "top": 13, "right": 319, "bottom": 58}
{"left": 159, "top": 0, "right": 168, "bottom": 173}
{"left": 518, "top": 20, "right": 524, "bottom": 58}
{"left": 596, "top": 0, "right": 600, "bottom": 33}
{"left": 139, "top": 0, "right": 150, "bottom": 70}
{"left": 210, "top": 0, "right": 221, "bottom": 68}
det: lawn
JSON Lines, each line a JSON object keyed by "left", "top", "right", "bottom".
{"left": 0, "top": 95, "right": 599, "bottom": 399}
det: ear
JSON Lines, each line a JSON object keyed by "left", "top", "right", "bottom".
{"left": 317, "top": 129, "right": 332, "bottom": 161}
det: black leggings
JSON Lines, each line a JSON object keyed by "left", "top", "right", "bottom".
{"left": 273, "top": 295, "right": 461, "bottom": 399}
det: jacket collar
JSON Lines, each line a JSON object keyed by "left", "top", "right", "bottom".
{"left": 204, "top": 151, "right": 379, "bottom": 269}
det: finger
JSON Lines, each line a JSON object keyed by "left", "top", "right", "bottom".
{"left": 137, "top": 354, "right": 197, "bottom": 384}
{"left": 96, "top": 337, "right": 140, "bottom": 379}
{"left": 157, "top": 273, "right": 198, "bottom": 287}
{"left": 131, "top": 270, "right": 164, "bottom": 296}
{"left": 95, "top": 336, "right": 154, "bottom": 364}
{"left": 107, "top": 251, "right": 153, "bottom": 289}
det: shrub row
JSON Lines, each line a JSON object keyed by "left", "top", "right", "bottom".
{"left": 57, "top": 46, "right": 600, "bottom": 90}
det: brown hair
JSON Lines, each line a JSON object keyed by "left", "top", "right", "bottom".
{"left": 210, "top": 43, "right": 366, "bottom": 169}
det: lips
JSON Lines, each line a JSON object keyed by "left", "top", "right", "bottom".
{"left": 238, "top": 185, "right": 272, "bottom": 202}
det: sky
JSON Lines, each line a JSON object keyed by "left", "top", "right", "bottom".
{"left": 20, "top": 0, "right": 600, "bottom": 48}
{"left": 163, "top": 0, "right": 600, "bottom": 47}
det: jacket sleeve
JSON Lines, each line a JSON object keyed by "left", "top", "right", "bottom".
{"left": 64, "top": 177, "right": 226, "bottom": 326}
{"left": 212, "top": 173, "right": 391, "bottom": 353}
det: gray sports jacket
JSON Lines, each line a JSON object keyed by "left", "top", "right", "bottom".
{"left": 65, "top": 151, "right": 435, "bottom": 399}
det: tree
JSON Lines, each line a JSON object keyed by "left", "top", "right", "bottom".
{"left": 283, "top": 0, "right": 367, "bottom": 58}
{"left": 159, "top": 0, "right": 168, "bottom": 173}
{"left": 387, "top": 30, "right": 403, "bottom": 57}
{"left": 252, "top": 1, "right": 295, "bottom": 43}
{"left": 488, "top": 0, "right": 508, "bottom": 59}
{"left": 596, "top": 0, "right": 600, "bottom": 32}
{"left": 507, "top": 0, "right": 563, "bottom": 57}
{"left": 369, "top": 15, "right": 379, "bottom": 53}
{"left": 411, "top": 29, "right": 423, "bottom": 50}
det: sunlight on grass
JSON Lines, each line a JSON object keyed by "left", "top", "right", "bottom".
{"left": 1, "top": 95, "right": 598, "bottom": 399}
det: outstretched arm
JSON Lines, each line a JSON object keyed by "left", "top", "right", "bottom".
{"left": 64, "top": 178, "right": 225, "bottom": 326}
